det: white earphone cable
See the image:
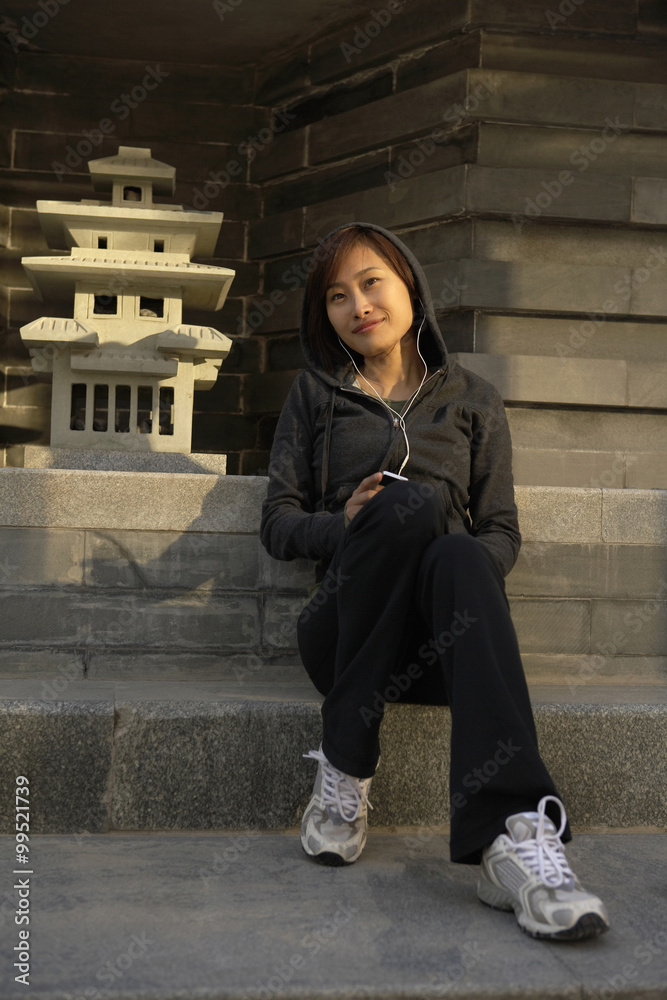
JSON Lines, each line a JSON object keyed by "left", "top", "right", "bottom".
{"left": 337, "top": 304, "right": 427, "bottom": 476}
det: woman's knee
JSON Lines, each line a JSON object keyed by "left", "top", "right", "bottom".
{"left": 353, "top": 479, "right": 445, "bottom": 541}
{"left": 420, "top": 532, "right": 491, "bottom": 578}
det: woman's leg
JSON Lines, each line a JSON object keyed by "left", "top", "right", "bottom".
{"left": 297, "top": 481, "right": 446, "bottom": 778}
{"left": 414, "top": 532, "right": 570, "bottom": 864}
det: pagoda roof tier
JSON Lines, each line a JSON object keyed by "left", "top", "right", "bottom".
{"left": 89, "top": 147, "right": 175, "bottom": 195}
{"left": 21, "top": 255, "right": 235, "bottom": 312}
{"left": 20, "top": 317, "right": 99, "bottom": 350}
{"left": 70, "top": 352, "right": 179, "bottom": 376}
{"left": 36, "top": 201, "right": 223, "bottom": 256}
{"left": 157, "top": 325, "right": 232, "bottom": 360}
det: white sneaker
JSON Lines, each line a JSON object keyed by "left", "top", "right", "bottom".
{"left": 477, "top": 795, "right": 610, "bottom": 940}
{"left": 300, "top": 747, "right": 373, "bottom": 866}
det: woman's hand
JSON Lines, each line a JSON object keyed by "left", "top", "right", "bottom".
{"left": 345, "top": 472, "right": 383, "bottom": 521}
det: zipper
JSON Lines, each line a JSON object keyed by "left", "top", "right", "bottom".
{"left": 339, "top": 369, "right": 443, "bottom": 427}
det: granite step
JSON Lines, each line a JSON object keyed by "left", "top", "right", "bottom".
{"left": 0, "top": 679, "right": 665, "bottom": 835}
{"left": 0, "top": 474, "right": 666, "bottom": 669}
{"left": 252, "top": 161, "right": 667, "bottom": 259}
{"left": 444, "top": 312, "right": 667, "bottom": 365}
{"left": 1, "top": 827, "right": 665, "bottom": 1000}
{"left": 453, "top": 353, "right": 667, "bottom": 409}
{"left": 512, "top": 448, "right": 667, "bottom": 489}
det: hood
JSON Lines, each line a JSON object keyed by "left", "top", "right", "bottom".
{"left": 298, "top": 221, "right": 449, "bottom": 385}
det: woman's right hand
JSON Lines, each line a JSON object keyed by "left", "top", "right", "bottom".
{"left": 345, "top": 472, "right": 383, "bottom": 521}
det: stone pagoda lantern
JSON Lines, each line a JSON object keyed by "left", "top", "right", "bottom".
{"left": 20, "top": 146, "right": 233, "bottom": 465}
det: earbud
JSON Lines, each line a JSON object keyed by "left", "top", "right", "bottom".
{"left": 336, "top": 307, "right": 428, "bottom": 477}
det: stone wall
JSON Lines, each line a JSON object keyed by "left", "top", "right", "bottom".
{"left": 1, "top": 0, "right": 666, "bottom": 475}
{"left": 245, "top": 0, "right": 667, "bottom": 480}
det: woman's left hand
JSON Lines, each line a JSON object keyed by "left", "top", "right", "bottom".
{"left": 345, "top": 472, "right": 384, "bottom": 521}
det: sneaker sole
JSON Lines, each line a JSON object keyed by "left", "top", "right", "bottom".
{"left": 477, "top": 881, "right": 609, "bottom": 941}
{"left": 301, "top": 844, "right": 355, "bottom": 867}
{"left": 528, "top": 912, "right": 609, "bottom": 942}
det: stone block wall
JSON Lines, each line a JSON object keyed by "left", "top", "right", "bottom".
{"left": 244, "top": 0, "right": 667, "bottom": 481}
{"left": 2, "top": 0, "right": 667, "bottom": 477}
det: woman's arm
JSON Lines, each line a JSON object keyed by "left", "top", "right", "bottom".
{"left": 467, "top": 389, "right": 522, "bottom": 578}
{"left": 260, "top": 373, "right": 347, "bottom": 562}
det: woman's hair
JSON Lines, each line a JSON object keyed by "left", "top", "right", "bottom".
{"left": 303, "top": 225, "right": 418, "bottom": 373}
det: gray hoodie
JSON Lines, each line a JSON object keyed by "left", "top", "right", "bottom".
{"left": 260, "top": 222, "right": 520, "bottom": 579}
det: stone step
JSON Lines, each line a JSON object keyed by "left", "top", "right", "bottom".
{"left": 251, "top": 162, "right": 667, "bottom": 260}
{"left": 309, "top": 1, "right": 645, "bottom": 85}
{"left": 2, "top": 827, "right": 665, "bottom": 1000}
{"left": 506, "top": 406, "right": 667, "bottom": 456}
{"left": 2, "top": 826, "right": 667, "bottom": 1000}
{"left": 512, "top": 448, "right": 667, "bottom": 489}
{"left": 409, "top": 218, "right": 667, "bottom": 271}
{"left": 476, "top": 120, "right": 667, "bottom": 179}
{"left": 306, "top": 69, "right": 667, "bottom": 166}
{"left": 423, "top": 256, "right": 667, "bottom": 318}
{"left": 444, "top": 311, "right": 667, "bottom": 364}
{"left": 0, "top": 680, "right": 665, "bottom": 834}
{"left": 454, "top": 353, "right": 667, "bottom": 408}
{"left": 2, "top": 585, "right": 664, "bottom": 664}
{"left": 1, "top": 473, "right": 666, "bottom": 665}
{"left": 21, "top": 446, "right": 228, "bottom": 474}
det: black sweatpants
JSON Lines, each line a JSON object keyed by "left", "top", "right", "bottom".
{"left": 297, "top": 481, "right": 571, "bottom": 864}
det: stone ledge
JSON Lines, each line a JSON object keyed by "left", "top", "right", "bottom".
{"left": 513, "top": 449, "right": 667, "bottom": 490}
{"left": 0, "top": 681, "right": 665, "bottom": 833}
{"left": 2, "top": 471, "right": 667, "bottom": 546}
{"left": 0, "top": 469, "right": 265, "bottom": 532}
{"left": 23, "top": 445, "right": 228, "bottom": 474}
{"left": 455, "top": 354, "right": 667, "bottom": 409}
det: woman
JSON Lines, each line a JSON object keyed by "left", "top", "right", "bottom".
{"left": 260, "top": 222, "right": 609, "bottom": 942}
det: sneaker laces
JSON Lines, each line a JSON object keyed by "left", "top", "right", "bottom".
{"left": 303, "top": 748, "right": 373, "bottom": 822}
{"left": 514, "top": 795, "right": 574, "bottom": 889}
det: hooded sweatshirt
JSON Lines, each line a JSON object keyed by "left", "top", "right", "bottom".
{"left": 260, "top": 222, "right": 521, "bottom": 579}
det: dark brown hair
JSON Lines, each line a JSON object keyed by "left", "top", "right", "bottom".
{"left": 303, "top": 226, "right": 418, "bottom": 373}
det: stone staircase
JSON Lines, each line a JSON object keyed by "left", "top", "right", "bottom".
{"left": 0, "top": 470, "right": 665, "bottom": 834}
{"left": 0, "top": 470, "right": 666, "bottom": 999}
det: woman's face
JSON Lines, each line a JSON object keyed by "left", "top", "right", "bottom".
{"left": 325, "top": 244, "right": 415, "bottom": 362}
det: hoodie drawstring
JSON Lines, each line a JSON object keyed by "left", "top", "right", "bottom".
{"left": 320, "top": 389, "right": 336, "bottom": 508}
